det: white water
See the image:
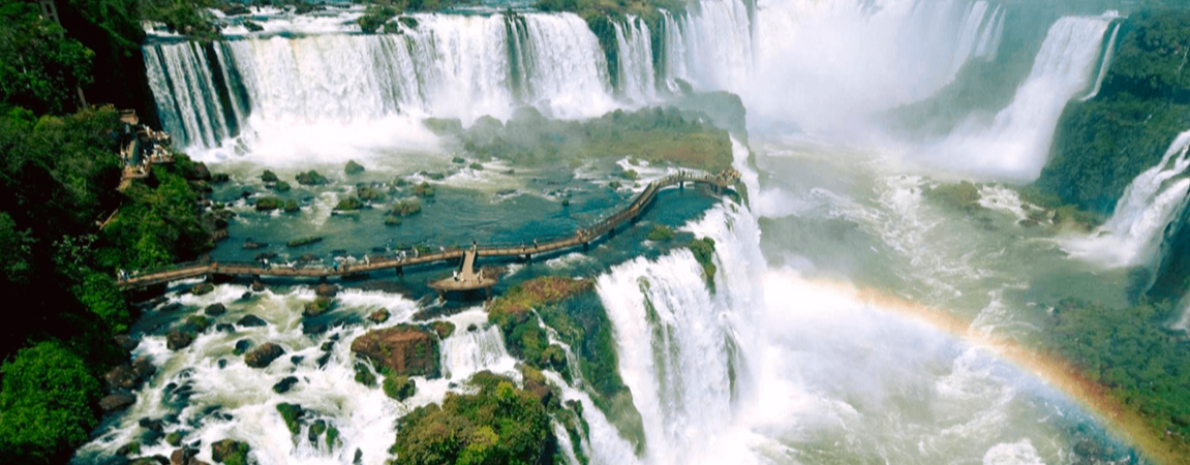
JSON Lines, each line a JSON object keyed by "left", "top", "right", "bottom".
{"left": 1079, "top": 22, "right": 1121, "bottom": 102}
{"left": 613, "top": 16, "right": 658, "bottom": 103}
{"left": 144, "top": 42, "right": 244, "bottom": 149}
{"left": 1063, "top": 130, "right": 1190, "bottom": 271}
{"left": 931, "top": 15, "right": 1112, "bottom": 181}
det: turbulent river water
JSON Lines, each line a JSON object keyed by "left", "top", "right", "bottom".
{"left": 76, "top": 0, "right": 1183, "bottom": 463}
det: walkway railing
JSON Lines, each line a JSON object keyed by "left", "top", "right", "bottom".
{"left": 117, "top": 171, "right": 738, "bottom": 289}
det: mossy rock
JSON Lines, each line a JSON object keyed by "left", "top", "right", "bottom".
{"left": 388, "top": 200, "right": 422, "bottom": 217}
{"left": 276, "top": 403, "right": 304, "bottom": 435}
{"left": 261, "top": 170, "right": 279, "bottom": 183}
{"left": 689, "top": 237, "right": 717, "bottom": 292}
{"left": 165, "top": 432, "right": 183, "bottom": 446}
{"left": 256, "top": 197, "right": 283, "bottom": 211}
{"left": 398, "top": 16, "right": 418, "bottom": 28}
{"left": 233, "top": 339, "right": 253, "bottom": 356}
{"left": 296, "top": 170, "right": 328, "bottom": 186}
{"left": 353, "top": 362, "right": 377, "bottom": 387}
{"left": 303, "top": 297, "right": 335, "bottom": 317}
{"left": 356, "top": 185, "right": 386, "bottom": 202}
{"left": 412, "top": 182, "right": 435, "bottom": 198}
{"left": 383, "top": 375, "right": 416, "bottom": 401}
{"left": 190, "top": 282, "right": 215, "bottom": 296}
{"left": 452, "top": 156, "right": 467, "bottom": 164}
{"left": 272, "top": 181, "right": 291, "bottom": 192}
{"left": 345, "top": 160, "right": 365, "bottom": 175}
{"left": 211, "top": 173, "right": 230, "bottom": 183}
{"left": 384, "top": 216, "right": 402, "bottom": 227}
{"left": 273, "top": 376, "right": 299, "bottom": 394}
{"left": 431, "top": 321, "right": 455, "bottom": 339}
{"left": 211, "top": 438, "right": 250, "bottom": 465}
{"left": 287, "top": 236, "right": 323, "bottom": 248}
{"left": 647, "top": 224, "right": 675, "bottom": 241}
{"left": 243, "top": 20, "right": 263, "bottom": 32}
{"left": 283, "top": 200, "right": 300, "bottom": 213}
{"left": 185, "top": 315, "right": 210, "bottom": 332}
{"left": 244, "top": 342, "right": 285, "bottom": 368}
{"left": 308, "top": 419, "right": 327, "bottom": 445}
{"left": 469, "top": 162, "right": 484, "bottom": 170}
{"left": 334, "top": 196, "right": 364, "bottom": 212}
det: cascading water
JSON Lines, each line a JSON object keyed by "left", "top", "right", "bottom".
{"left": 142, "top": 12, "right": 614, "bottom": 155}
{"left": 613, "top": 16, "right": 658, "bottom": 103}
{"left": 1079, "top": 22, "right": 1121, "bottom": 102}
{"left": 1063, "top": 130, "right": 1190, "bottom": 271}
{"left": 930, "top": 15, "right": 1112, "bottom": 181}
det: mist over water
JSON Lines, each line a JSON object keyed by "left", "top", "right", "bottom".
{"left": 107, "top": 0, "right": 1173, "bottom": 464}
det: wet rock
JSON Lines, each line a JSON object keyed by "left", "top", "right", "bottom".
{"left": 236, "top": 314, "right": 266, "bottom": 327}
{"left": 115, "top": 334, "right": 139, "bottom": 351}
{"left": 467, "top": 323, "right": 478, "bottom": 332}
{"left": 316, "top": 352, "right": 332, "bottom": 368}
{"left": 290, "top": 355, "right": 304, "bottom": 365}
{"left": 296, "top": 170, "right": 328, "bottom": 186}
{"left": 233, "top": 339, "right": 253, "bottom": 356}
{"left": 353, "top": 448, "right": 363, "bottom": 465}
{"left": 351, "top": 325, "right": 440, "bottom": 378}
{"left": 166, "top": 432, "right": 183, "bottom": 446}
{"left": 140, "top": 417, "right": 165, "bottom": 433}
{"left": 244, "top": 342, "right": 284, "bottom": 368}
{"left": 211, "top": 438, "right": 251, "bottom": 465}
{"left": 217, "top": 359, "right": 227, "bottom": 369}
{"left": 204, "top": 303, "right": 227, "bottom": 316}
{"left": 239, "top": 291, "right": 252, "bottom": 301}
{"left": 169, "top": 447, "right": 202, "bottom": 465}
{"left": 105, "top": 364, "right": 139, "bottom": 390}
{"left": 273, "top": 376, "right": 300, "bottom": 394}
{"left": 303, "top": 296, "right": 334, "bottom": 317}
{"left": 242, "top": 239, "right": 267, "bottom": 250}
{"left": 382, "top": 375, "right": 416, "bottom": 401}
{"left": 261, "top": 170, "right": 279, "bottom": 183}
{"left": 308, "top": 419, "right": 327, "bottom": 444}
{"left": 166, "top": 330, "right": 195, "bottom": 351}
{"left": 189, "top": 283, "right": 215, "bottom": 296}
{"left": 276, "top": 403, "right": 304, "bottom": 435}
{"left": 215, "top": 323, "right": 235, "bottom": 333}
{"left": 302, "top": 322, "right": 327, "bottom": 335}
{"left": 315, "top": 283, "right": 339, "bottom": 298}
{"left": 117, "top": 442, "right": 141, "bottom": 456}
{"left": 131, "top": 456, "right": 170, "bottom": 465}
{"left": 100, "top": 393, "right": 136, "bottom": 412}
{"left": 133, "top": 357, "right": 156, "bottom": 380}
{"left": 159, "top": 302, "right": 184, "bottom": 313}
{"left": 251, "top": 281, "right": 265, "bottom": 292}
{"left": 367, "top": 309, "right": 390, "bottom": 323}
{"left": 430, "top": 321, "right": 455, "bottom": 339}
{"left": 345, "top": 160, "right": 365, "bottom": 175}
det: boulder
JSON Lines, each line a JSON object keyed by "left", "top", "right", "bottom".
{"left": 105, "top": 364, "right": 139, "bottom": 390}
{"left": 315, "top": 283, "right": 339, "bottom": 298}
{"left": 296, "top": 170, "right": 328, "bottom": 186}
{"left": 273, "top": 376, "right": 299, "bottom": 394}
{"left": 100, "top": 393, "right": 136, "bottom": 412}
{"left": 236, "top": 314, "right": 267, "bottom": 327}
{"left": 255, "top": 197, "right": 283, "bottom": 211}
{"left": 190, "top": 283, "right": 215, "bottom": 296}
{"left": 251, "top": 281, "right": 266, "bottom": 292}
{"left": 215, "top": 323, "right": 235, "bottom": 333}
{"left": 345, "top": 160, "right": 365, "bottom": 175}
{"left": 283, "top": 200, "right": 300, "bottom": 213}
{"left": 169, "top": 447, "right": 208, "bottom": 465}
{"left": 368, "top": 309, "right": 390, "bottom": 323}
{"left": 245, "top": 342, "right": 284, "bottom": 368}
{"left": 116, "top": 442, "right": 141, "bottom": 456}
{"left": 350, "top": 326, "right": 440, "bottom": 378}
{"left": 204, "top": 303, "right": 227, "bottom": 316}
{"left": 166, "top": 330, "right": 194, "bottom": 351}
{"left": 132, "top": 357, "right": 157, "bottom": 382}
{"left": 261, "top": 170, "right": 279, "bottom": 183}
{"left": 233, "top": 339, "right": 252, "bottom": 356}
{"left": 303, "top": 297, "right": 334, "bottom": 317}
{"left": 430, "top": 321, "right": 455, "bottom": 339}
{"left": 211, "top": 439, "right": 250, "bottom": 465}
{"left": 114, "top": 334, "right": 139, "bottom": 351}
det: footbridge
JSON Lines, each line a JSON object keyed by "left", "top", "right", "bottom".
{"left": 116, "top": 170, "right": 739, "bottom": 291}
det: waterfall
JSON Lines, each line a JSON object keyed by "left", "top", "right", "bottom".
{"left": 932, "top": 15, "right": 1112, "bottom": 181}
{"left": 669, "top": 0, "right": 756, "bottom": 91}
{"left": 613, "top": 15, "right": 658, "bottom": 103}
{"left": 1064, "top": 130, "right": 1190, "bottom": 271}
{"left": 658, "top": 10, "right": 689, "bottom": 92}
{"left": 1080, "top": 22, "right": 1121, "bottom": 102}
{"left": 141, "top": 13, "right": 613, "bottom": 154}
{"left": 144, "top": 42, "right": 249, "bottom": 149}
{"left": 974, "top": 4, "right": 1006, "bottom": 62}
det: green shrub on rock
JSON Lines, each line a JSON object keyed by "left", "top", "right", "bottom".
{"left": 211, "top": 438, "right": 250, "bottom": 465}
{"left": 256, "top": 197, "right": 283, "bottom": 211}
{"left": 383, "top": 375, "right": 416, "bottom": 401}
{"left": 276, "top": 403, "right": 304, "bottom": 435}
{"left": 647, "top": 225, "right": 675, "bottom": 241}
{"left": 296, "top": 170, "right": 328, "bottom": 186}
{"left": 0, "top": 341, "right": 101, "bottom": 465}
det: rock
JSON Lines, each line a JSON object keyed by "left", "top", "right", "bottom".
{"left": 100, "top": 393, "right": 136, "bottom": 412}
{"left": 190, "top": 283, "right": 215, "bottom": 296}
{"left": 167, "top": 330, "right": 195, "bottom": 351}
{"left": 239, "top": 291, "right": 252, "bottom": 301}
{"left": 166, "top": 432, "right": 182, "bottom": 446}
{"left": 105, "top": 364, "right": 139, "bottom": 390}
{"left": 308, "top": 419, "right": 327, "bottom": 444}
{"left": 169, "top": 447, "right": 198, "bottom": 465}
{"left": 255, "top": 197, "right": 283, "bottom": 211}
{"left": 284, "top": 200, "right": 300, "bottom": 213}
{"left": 242, "top": 240, "right": 267, "bottom": 250}
{"left": 139, "top": 417, "right": 165, "bottom": 433}
{"left": 191, "top": 163, "right": 212, "bottom": 181}
{"left": 236, "top": 314, "right": 266, "bottom": 327}
{"left": 251, "top": 281, "right": 265, "bottom": 292}
{"left": 204, "top": 303, "right": 227, "bottom": 316}
{"left": 244, "top": 342, "right": 284, "bottom": 368}
{"left": 368, "top": 309, "right": 390, "bottom": 323}
{"left": 430, "top": 321, "right": 455, "bottom": 339}
{"left": 382, "top": 375, "right": 416, "bottom": 401}
{"left": 115, "top": 334, "right": 139, "bottom": 351}
{"left": 276, "top": 403, "right": 304, "bottom": 435}
{"left": 117, "top": 442, "right": 141, "bottom": 456}
{"left": 296, "top": 170, "right": 328, "bottom": 186}
{"left": 272, "top": 181, "right": 291, "bottom": 192}
{"left": 217, "top": 359, "right": 227, "bottom": 369}
{"left": 303, "top": 297, "right": 334, "bottom": 317}
{"left": 133, "top": 357, "right": 156, "bottom": 380}
{"left": 333, "top": 196, "right": 363, "bottom": 212}
{"left": 261, "top": 170, "right": 279, "bottom": 183}
{"left": 467, "top": 323, "right": 478, "bottom": 332}
{"left": 353, "top": 362, "right": 376, "bottom": 386}
{"left": 350, "top": 325, "right": 440, "bottom": 378}
{"left": 290, "top": 355, "right": 304, "bottom": 365}
{"left": 233, "top": 339, "right": 253, "bottom": 356}
{"left": 315, "top": 283, "right": 339, "bottom": 298}
{"left": 210, "top": 173, "right": 230, "bottom": 183}
{"left": 131, "top": 457, "right": 170, "bottom": 465}
{"left": 273, "top": 376, "right": 299, "bottom": 394}
{"left": 345, "top": 160, "right": 365, "bottom": 175}
{"left": 211, "top": 439, "right": 250, "bottom": 465}
{"left": 215, "top": 323, "right": 235, "bottom": 333}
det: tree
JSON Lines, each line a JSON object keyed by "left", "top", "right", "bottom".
{"left": 0, "top": 340, "right": 101, "bottom": 465}
{"left": 0, "top": 0, "right": 93, "bottom": 114}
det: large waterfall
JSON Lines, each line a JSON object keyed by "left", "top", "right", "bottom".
{"left": 930, "top": 15, "right": 1113, "bottom": 181}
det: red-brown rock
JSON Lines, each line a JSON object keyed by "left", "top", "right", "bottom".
{"left": 351, "top": 326, "right": 440, "bottom": 378}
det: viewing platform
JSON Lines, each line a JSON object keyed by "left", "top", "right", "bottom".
{"left": 116, "top": 170, "right": 741, "bottom": 293}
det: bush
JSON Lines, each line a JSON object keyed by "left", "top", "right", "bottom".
{"left": 75, "top": 271, "right": 129, "bottom": 334}
{"left": 646, "top": 225, "right": 674, "bottom": 241}
{"left": 383, "top": 376, "right": 416, "bottom": 401}
{"left": 0, "top": 341, "right": 101, "bottom": 465}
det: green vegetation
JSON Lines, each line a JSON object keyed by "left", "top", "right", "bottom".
{"left": 211, "top": 438, "right": 250, "bottom": 465}
{"left": 0, "top": 341, "right": 101, "bottom": 465}
{"left": 488, "top": 276, "right": 644, "bottom": 452}
{"left": 431, "top": 321, "right": 455, "bottom": 338}
{"left": 462, "top": 106, "right": 733, "bottom": 173}
{"left": 272, "top": 181, "right": 291, "bottom": 192}
{"left": 647, "top": 224, "right": 675, "bottom": 241}
{"left": 389, "top": 200, "right": 422, "bottom": 217}
{"left": 256, "top": 197, "right": 283, "bottom": 211}
{"left": 1040, "top": 298, "right": 1190, "bottom": 459}
{"left": 284, "top": 200, "right": 300, "bottom": 213}
{"left": 390, "top": 372, "right": 552, "bottom": 465}
{"left": 383, "top": 375, "right": 416, "bottom": 401}
{"left": 1039, "top": 10, "right": 1190, "bottom": 214}
{"left": 303, "top": 297, "right": 335, "bottom": 317}
{"left": 262, "top": 170, "right": 279, "bottom": 183}
{"left": 276, "top": 403, "right": 304, "bottom": 435}
{"left": 357, "top": 0, "right": 464, "bottom": 34}
{"left": 334, "top": 196, "right": 364, "bottom": 212}
{"left": 296, "top": 170, "right": 328, "bottom": 186}
{"left": 412, "top": 182, "right": 435, "bottom": 198}
{"left": 354, "top": 362, "right": 377, "bottom": 387}
{"left": 689, "top": 237, "right": 716, "bottom": 292}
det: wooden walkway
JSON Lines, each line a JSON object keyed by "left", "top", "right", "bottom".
{"left": 116, "top": 171, "right": 738, "bottom": 289}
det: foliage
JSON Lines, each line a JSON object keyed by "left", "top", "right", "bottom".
{"left": 646, "top": 224, "right": 674, "bottom": 241}
{"left": 276, "top": 403, "right": 304, "bottom": 435}
{"left": 0, "top": 340, "right": 101, "bottom": 465}
{"left": 334, "top": 196, "right": 364, "bottom": 212}
{"left": 462, "top": 106, "right": 733, "bottom": 172}
{"left": 296, "top": 170, "right": 328, "bottom": 186}
{"left": 139, "top": 0, "right": 218, "bottom": 39}
{"left": 354, "top": 362, "right": 377, "bottom": 387}
{"left": 256, "top": 196, "right": 283, "bottom": 211}
{"left": 1041, "top": 298, "right": 1190, "bottom": 451}
{"left": 383, "top": 375, "right": 416, "bottom": 401}
{"left": 74, "top": 271, "right": 130, "bottom": 334}
{"left": 389, "top": 200, "right": 422, "bottom": 217}
{"left": 412, "top": 182, "right": 435, "bottom": 198}
{"left": 689, "top": 237, "right": 716, "bottom": 290}
{"left": 391, "top": 372, "right": 552, "bottom": 465}
{"left": 0, "top": 0, "right": 92, "bottom": 114}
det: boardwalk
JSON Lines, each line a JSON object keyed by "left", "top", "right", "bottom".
{"left": 117, "top": 171, "right": 739, "bottom": 289}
